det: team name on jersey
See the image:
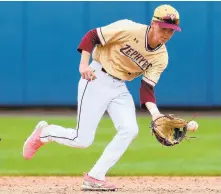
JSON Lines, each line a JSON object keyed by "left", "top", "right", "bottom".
{"left": 120, "top": 44, "right": 152, "bottom": 70}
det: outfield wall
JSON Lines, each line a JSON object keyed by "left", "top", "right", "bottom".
{"left": 0, "top": 2, "right": 220, "bottom": 107}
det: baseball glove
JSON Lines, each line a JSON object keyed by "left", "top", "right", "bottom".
{"left": 151, "top": 115, "right": 188, "bottom": 146}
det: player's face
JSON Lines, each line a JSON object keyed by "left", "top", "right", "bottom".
{"left": 152, "top": 22, "right": 175, "bottom": 44}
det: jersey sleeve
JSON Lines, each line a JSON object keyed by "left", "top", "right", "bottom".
{"left": 96, "top": 19, "right": 134, "bottom": 46}
{"left": 142, "top": 53, "right": 168, "bottom": 86}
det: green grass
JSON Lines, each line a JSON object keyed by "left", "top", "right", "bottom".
{"left": 0, "top": 115, "right": 220, "bottom": 176}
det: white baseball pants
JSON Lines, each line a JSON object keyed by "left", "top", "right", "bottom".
{"left": 40, "top": 60, "right": 139, "bottom": 180}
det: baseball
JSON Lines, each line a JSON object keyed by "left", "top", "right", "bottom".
{"left": 187, "top": 121, "right": 198, "bottom": 132}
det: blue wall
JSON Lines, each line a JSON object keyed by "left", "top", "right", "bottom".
{"left": 0, "top": 1, "right": 220, "bottom": 107}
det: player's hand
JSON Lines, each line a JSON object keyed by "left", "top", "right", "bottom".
{"left": 152, "top": 113, "right": 165, "bottom": 121}
{"left": 79, "top": 64, "right": 97, "bottom": 81}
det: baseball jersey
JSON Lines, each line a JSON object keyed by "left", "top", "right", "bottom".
{"left": 92, "top": 19, "right": 168, "bottom": 86}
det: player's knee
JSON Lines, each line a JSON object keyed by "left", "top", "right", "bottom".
{"left": 81, "top": 138, "right": 94, "bottom": 148}
{"left": 129, "top": 124, "right": 139, "bottom": 138}
{"left": 120, "top": 124, "right": 139, "bottom": 138}
{"left": 71, "top": 137, "right": 94, "bottom": 148}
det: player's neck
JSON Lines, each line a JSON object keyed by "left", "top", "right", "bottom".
{"left": 147, "top": 27, "right": 161, "bottom": 49}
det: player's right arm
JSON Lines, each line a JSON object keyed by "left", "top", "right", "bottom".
{"left": 79, "top": 51, "right": 96, "bottom": 81}
{"left": 77, "top": 19, "right": 134, "bottom": 81}
{"left": 77, "top": 29, "right": 101, "bottom": 81}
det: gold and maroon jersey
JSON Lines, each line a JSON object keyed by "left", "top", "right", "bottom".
{"left": 93, "top": 19, "right": 168, "bottom": 86}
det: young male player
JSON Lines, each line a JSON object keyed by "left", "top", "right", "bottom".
{"left": 23, "top": 4, "right": 181, "bottom": 191}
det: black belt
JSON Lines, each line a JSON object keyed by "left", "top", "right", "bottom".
{"left": 101, "top": 68, "right": 122, "bottom": 81}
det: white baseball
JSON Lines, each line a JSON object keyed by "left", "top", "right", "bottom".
{"left": 187, "top": 121, "right": 198, "bottom": 132}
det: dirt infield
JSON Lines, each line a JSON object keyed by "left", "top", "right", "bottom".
{"left": 0, "top": 176, "right": 220, "bottom": 194}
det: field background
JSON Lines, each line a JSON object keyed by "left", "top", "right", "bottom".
{"left": 1, "top": 111, "right": 220, "bottom": 177}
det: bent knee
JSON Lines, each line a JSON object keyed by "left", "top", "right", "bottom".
{"left": 119, "top": 124, "right": 139, "bottom": 138}
{"left": 130, "top": 125, "right": 139, "bottom": 138}
{"left": 71, "top": 137, "right": 94, "bottom": 148}
{"left": 80, "top": 139, "right": 94, "bottom": 148}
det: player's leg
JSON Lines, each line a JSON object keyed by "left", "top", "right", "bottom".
{"left": 23, "top": 61, "right": 109, "bottom": 159}
{"left": 39, "top": 77, "right": 108, "bottom": 148}
{"left": 87, "top": 90, "right": 138, "bottom": 181}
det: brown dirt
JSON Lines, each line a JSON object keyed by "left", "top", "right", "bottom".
{"left": 0, "top": 176, "right": 220, "bottom": 194}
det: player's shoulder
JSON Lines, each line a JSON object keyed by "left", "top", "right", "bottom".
{"left": 114, "top": 19, "right": 142, "bottom": 25}
{"left": 160, "top": 44, "right": 168, "bottom": 58}
{"left": 159, "top": 44, "right": 168, "bottom": 55}
{"left": 113, "top": 19, "right": 147, "bottom": 30}
{"left": 155, "top": 44, "right": 169, "bottom": 65}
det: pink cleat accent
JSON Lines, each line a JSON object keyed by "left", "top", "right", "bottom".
{"left": 82, "top": 173, "right": 117, "bottom": 191}
{"left": 23, "top": 121, "right": 48, "bottom": 160}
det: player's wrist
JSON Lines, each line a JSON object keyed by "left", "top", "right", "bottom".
{"left": 149, "top": 107, "right": 160, "bottom": 116}
{"left": 145, "top": 102, "right": 160, "bottom": 116}
{"left": 79, "top": 63, "right": 89, "bottom": 72}
{"left": 79, "top": 63, "right": 89, "bottom": 67}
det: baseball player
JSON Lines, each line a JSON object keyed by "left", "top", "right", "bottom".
{"left": 23, "top": 4, "right": 181, "bottom": 191}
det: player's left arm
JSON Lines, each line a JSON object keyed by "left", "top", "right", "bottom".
{"left": 140, "top": 55, "right": 168, "bottom": 120}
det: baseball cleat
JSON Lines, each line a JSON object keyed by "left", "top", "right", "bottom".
{"left": 23, "top": 121, "right": 48, "bottom": 160}
{"left": 82, "top": 173, "right": 117, "bottom": 191}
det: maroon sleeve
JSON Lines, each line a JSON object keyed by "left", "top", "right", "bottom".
{"left": 77, "top": 29, "right": 101, "bottom": 53}
{"left": 140, "top": 80, "right": 156, "bottom": 110}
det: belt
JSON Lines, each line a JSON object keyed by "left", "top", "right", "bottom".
{"left": 101, "top": 68, "right": 122, "bottom": 81}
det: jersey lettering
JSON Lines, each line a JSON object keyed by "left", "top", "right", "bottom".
{"left": 120, "top": 44, "right": 152, "bottom": 70}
